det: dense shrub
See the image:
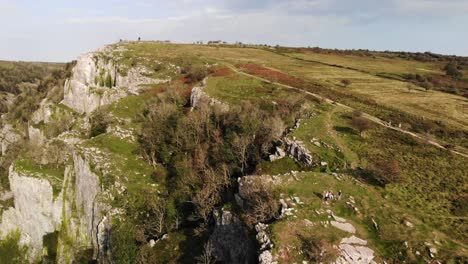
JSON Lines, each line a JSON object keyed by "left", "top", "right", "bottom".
{"left": 350, "top": 115, "right": 373, "bottom": 135}
{"left": 89, "top": 110, "right": 109, "bottom": 138}
{"left": 299, "top": 235, "right": 338, "bottom": 263}
{"left": 187, "top": 64, "right": 208, "bottom": 82}
{"left": 240, "top": 179, "right": 280, "bottom": 226}
{"left": 139, "top": 95, "right": 290, "bottom": 224}
{"left": 444, "top": 62, "right": 463, "bottom": 78}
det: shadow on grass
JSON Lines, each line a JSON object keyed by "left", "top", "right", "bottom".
{"left": 313, "top": 191, "right": 324, "bottom": 200}
{"left": 349, "top": 169, "right": 385, "bottom": 188}
{"left": 333, "top": 126, "right": 357, "bottom": 135}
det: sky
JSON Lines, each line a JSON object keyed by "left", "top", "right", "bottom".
{"left": 1, "top": 0, "right": 468, "bottom": 62}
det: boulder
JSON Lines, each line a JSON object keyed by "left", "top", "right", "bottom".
{"left": 269, "top": 146, "right": 286, "bottom": 161}
{"left": 330, "top": 221, "right": 356, "bottom": 234}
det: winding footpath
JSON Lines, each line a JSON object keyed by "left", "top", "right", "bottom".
{"left": 227, "top": 64, "right": 468, "bottom": 159}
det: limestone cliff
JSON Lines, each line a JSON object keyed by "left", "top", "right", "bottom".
{"left": 62, "top": 47, "right": 167, "bottom": 114}
{"left": 0, "top": 152, "right": 104, "bottom": 262}
{"left": 0, "top": 165, "right": 63, "bottom": 259}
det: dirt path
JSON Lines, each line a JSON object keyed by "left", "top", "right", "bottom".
{"left": 227, "top": 65, "right": 468, "bottom": 159}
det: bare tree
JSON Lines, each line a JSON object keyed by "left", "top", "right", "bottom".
{"left": 233, "top": 135, "right": 251, "bottom": 175}
{"left": 196, "top": 241, "right": 216, "bottom": 264}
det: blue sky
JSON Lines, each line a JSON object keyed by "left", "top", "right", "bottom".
{"left": 1, "top": 0, "right": 467, "bottom": 62}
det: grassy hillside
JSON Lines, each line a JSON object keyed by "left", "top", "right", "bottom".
{"left": 1, "top": 42, "right": 465, "bottom": 263}
{"left": 111, "top": 43, "right": 467, "bottom": 145}
{"left": 103, "top": 41, "right": 467, "bottom": 262}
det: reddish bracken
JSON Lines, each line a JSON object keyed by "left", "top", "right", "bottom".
{"left": 210, "top": 66, "right": 235, "bottom": 77}
{"left": 236, "top": 63, "right": 303, "bottom": 87}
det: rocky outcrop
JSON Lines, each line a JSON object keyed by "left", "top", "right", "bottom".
{"left": 28, "top": 125, "right": 46, "bottom": 146}
{"left": 190, "top": 78, "right": 229, "bottom": 111}
{"left": 0, "top": 165, "right": 63, "bottom": 259}
{"left": 62, "top": 49, "right": 168, "bottom": 114}
{"left": 0, "top": 123, "right": 22, "bottom": 156}
{"left": 210, "top": 209, "right": 255, "bottom": 264}
{"left": 268, "top": 146, "right": 286, "bottom": 162}
{"left": 31, "top": 99, "right": 54, "bottom": 124}
{"left": 283, "top": 138, "right": 313, "bottom": 165}
{"left": 256, "top": 223, "right": 277, "bottom": 264}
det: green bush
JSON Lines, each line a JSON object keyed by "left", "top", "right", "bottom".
{"left": 105, "top": 73, "right": 113, "bottom": 88}
{"left": 444, "top": 62, "right": 463, "bottom": 78}
{"left": 187, "top": 64, "right": 208, "bottom": 82}
{"left": 110, "top": 221, "right": 139, "bottom": 264}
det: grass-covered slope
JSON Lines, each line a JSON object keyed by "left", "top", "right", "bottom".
{"left": 108, "top": 41, "right": 466, "bottom": 262}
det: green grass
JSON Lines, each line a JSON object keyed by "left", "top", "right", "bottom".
{"left": 270, "top": 171, "right": 466, "bottom": 262}
{"left": 113, "top": 42, "right": 467, "bottom": 127}
{"left": 288, "top": 51, "right": 443, "bottom": 77}
{"left": 290, "top": 104, "right": 360, "bottom": 169}
{"left": 149, "top": 229, "right": 208, "bottom": 263}
{"left": 270, "top": 103, "right": 467, "bottom": 260}
{"left": 256, "top": 157, "right": 305, "bottom": 175}
{"left": 81, "top": 134, "right": 157, "bottom": 200}
{"left": 107, "top": 94, "right": 151, "bottom": 120}
{"left": 204, "top": 74, "right": 284, "bottom": 105}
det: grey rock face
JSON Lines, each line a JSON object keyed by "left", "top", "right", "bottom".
{"left": 190, "top": 78, "right": 229, "bottom": 111}
{"left": 62, "top": 49, "right": 167, "bottom": 115}
{"left": 330, "top": 221, "right": 356, "bottom": 234}
{"left": 210, "top": 209, "right": 255, "bottom": 264}
{"left": 31, "top": 99, "right": 54, "bottom": 124}
{"left": 0, "top": 123, "right": 22, "bottom": 156}
{"left": 0, "top": 165, "right": 63, "bottom": 259}
{"left": 73, "top": 153, "right": 102, "bottom": 253}
{"left": 28, "top": 125, "right": 46, "bottom": 146}
{"left": 0, "top": 151, "right": 105, "bottom": 261}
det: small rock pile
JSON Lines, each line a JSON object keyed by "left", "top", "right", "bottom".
{"left": 279, "top": 194, "right": 303, "bottom": 219}
{"left": 346, "top": 196, "right": 360, "bottom": 214}
{"left": 255, "top": 223, "right": 278, "bottom": 264}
